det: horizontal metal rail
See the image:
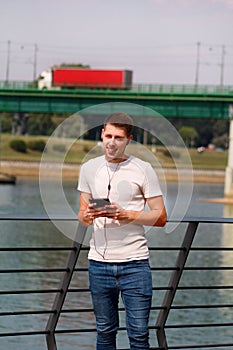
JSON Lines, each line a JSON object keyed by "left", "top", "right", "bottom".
{"left": 0, "top": 80, "right": 233, "bottom": 95}
{"left": 1, "top": 284, "right": 232, "bottom": 296}
{"left": 0, "top": 216, "right": 232, "bottom": 350}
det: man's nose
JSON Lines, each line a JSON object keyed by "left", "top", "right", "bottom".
{"left": 109, "top": 137, "right": 116, "bottom": 145}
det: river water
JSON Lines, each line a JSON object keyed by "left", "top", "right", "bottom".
{"left": 0, "top": 178, "right": 232, "bottom": 350}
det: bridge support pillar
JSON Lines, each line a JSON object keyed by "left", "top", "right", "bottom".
{"left": 224, "top": 117, "right": 233, "bottom": 197}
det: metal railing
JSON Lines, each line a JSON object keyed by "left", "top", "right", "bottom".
{"left": 131, "top": 83, "right": 233, "bottom": 95}
{"left": 0, "top": 80, "right": 233, "bottom": 95}
{"left": 0, "top": 216, "right": 232, "bottom": 349}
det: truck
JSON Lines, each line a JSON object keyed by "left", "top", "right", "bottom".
{"left": 38, "top": 68, "right": 133, "bottom": 90}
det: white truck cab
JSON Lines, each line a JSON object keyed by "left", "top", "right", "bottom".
{"left": 38, "top": 69, "right": 52, "bottom": 89}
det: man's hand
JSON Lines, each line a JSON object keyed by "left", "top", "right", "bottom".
{"left": 78, "top": 193, "right": 166, "bottom": 227}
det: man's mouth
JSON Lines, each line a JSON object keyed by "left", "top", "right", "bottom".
{"left": 107, "top": 147, "right": 117, "bottom": 154}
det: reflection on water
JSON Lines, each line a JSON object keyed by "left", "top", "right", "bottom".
{"left": 0, "top": 179, "right": 232, "bottom": 349}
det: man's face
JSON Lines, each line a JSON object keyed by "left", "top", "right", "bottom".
{"left": 101, "top": 124, "right": 132, "bottom": 162}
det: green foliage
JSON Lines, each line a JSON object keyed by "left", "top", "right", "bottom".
{"left": 179, "top": 126, "right": 198, "bottom": 147}
{"left": 1, "top": 113, "right": 12, "bottom": 133}
{"left": 27, "top": 139, "right": 46, "bottom": 152}
{"left": 83, "top": 145, "right": 91, "bottom": 153}
{"left": 52, "top": 143, "right": 66, "bottom": 152}
{"left": 179, "top": 126, "right": 198, "bottom": 138}
{"left": 211, "top": 133, "right": 228, "bottom": 149}
{"left": 10, "top": 139, "right": 27, "bottom": 153}
{"left": 212, "top": 120, "right": 229, "bottom": 149}
{"left": 54, "top": 115, "right": 87, "bottom": 138}
{"left": 28, "top": 114, "right": 55, "bottom": 136}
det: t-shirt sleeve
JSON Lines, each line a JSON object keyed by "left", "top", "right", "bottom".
{"left": 77, "top": 163, "right": 91, "bottom": 193}
{"left": 143, "top": 164, "right": 163, "bottom": 198}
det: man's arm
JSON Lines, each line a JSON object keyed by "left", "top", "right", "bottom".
{"left": 77, "top": 192, "right": 93, "bottom": 226}
{"left": 78, "top": 192, "right": 167, "bottom": 227}
{"left": 131, "top": 196, "right": 167, "bottom": 227}
{"left": 106, "top": 195, "right": 167, "bottom": 227}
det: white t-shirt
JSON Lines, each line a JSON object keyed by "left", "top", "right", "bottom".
{"left": 78, "top": 155, "right": 163, "bottom": 262}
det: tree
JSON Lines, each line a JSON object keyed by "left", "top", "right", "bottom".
{"left": 211, "top": 120, "right": 229, "bottom": 149}
{"left": 179, "top": 126, "right": 198, "bottom": 147}
{"left": 54, "top": 114, "right": 87, "bottom": 139}
{"left": 1, "top": 113, "right": 12, "bottom": 132}
{"left": 28, "top": 114, "right": 55, "bottom": 136}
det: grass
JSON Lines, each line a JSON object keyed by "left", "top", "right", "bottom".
{"left": 188, "top": 148, "right": 228, "bottom": 170}
{"left": 0, "top": 133, "right": 228, "bottom": 170}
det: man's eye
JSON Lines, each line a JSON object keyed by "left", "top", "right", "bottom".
{"left": 116, "top": 137, "right": 124, "bottom": 141}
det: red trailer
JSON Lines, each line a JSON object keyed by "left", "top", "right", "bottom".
{"left": 52, "top": 68, "right": 132, "bottom": 89}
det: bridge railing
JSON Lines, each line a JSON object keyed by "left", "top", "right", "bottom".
{"left": 0, "top": 80, "right": 37, "bottom": 89}
{"left": 131, "top": 83, "right": 233, "bottom": 95}
{"left": 0, "top": 216, "right": 232, "bottom": 350}
{"left": 0, "top": 80, "right": 233, "bottom": 95}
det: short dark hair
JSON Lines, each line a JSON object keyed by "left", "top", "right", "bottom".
{"left": 104, "top": 112, "right": 133, "bottom": 137}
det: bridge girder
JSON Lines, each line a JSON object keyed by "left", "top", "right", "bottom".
{"left": 0, "top": 88, "right": 232, "bottom": 119}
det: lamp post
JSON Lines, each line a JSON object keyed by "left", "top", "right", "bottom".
{"left": 194, "top": 42, "right": 201, "bottom": 87}
{"left": 33, "top": 43, "right": 38, "bottom": 81}
{"left": 5, "top": 40, "right": 11, "bottom": 84}
{"left": 220, "top": 45, "right": 225, "bottom": 89}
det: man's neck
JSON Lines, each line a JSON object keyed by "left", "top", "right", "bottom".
{"left": 106, "top": 156, "right": 129, "bottom": 163}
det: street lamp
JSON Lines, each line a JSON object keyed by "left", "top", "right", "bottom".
{"left": 33, "top": 43, "right": 38, "bottom": 81}
{"left": 195, "top": 42, "right": 201, "bottom": 87}
{"left": 5, "top": 40, "right": 11, "bottom": 83}
{"left": 220, "top": 45, "right": 226, "bottom": 89}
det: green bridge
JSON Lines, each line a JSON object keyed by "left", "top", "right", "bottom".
{"left": 0, "top": 81, "right": 233, "bottom": 118}
{"left": 1, "top": 81, "right": 233, "bottom": 195}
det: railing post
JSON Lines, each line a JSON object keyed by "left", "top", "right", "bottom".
{"left": 155, "top": 221, "right": 199, "bottom": 350}
{"left": 45, "top": 223, "right": 87, "bottom": 350}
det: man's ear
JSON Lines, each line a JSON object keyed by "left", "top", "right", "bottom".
{"left": 126, "top": 135, "right": 133, "bottom": 145}
{"left": 101, "top": 128, "right": 104, "bottom": 140}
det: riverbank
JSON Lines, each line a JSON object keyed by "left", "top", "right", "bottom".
{"left": 0, "top": 172, "right": 16, "bottom": 184}
{"left": 0, "top": 161, "right": 79, "bottom": 179}
{"left": 0, "top": 160, "right": 225, "bottom": 183}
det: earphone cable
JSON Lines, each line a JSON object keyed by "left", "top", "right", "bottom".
{"left": 94, "top": 162, "right": 120, "bottom": 260}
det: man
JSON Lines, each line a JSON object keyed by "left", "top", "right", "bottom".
{"left": 78, "top": 112, "right": 166, "bottom": 350}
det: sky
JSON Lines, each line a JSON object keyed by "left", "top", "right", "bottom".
{"left": 0, "top": 0, "right": 233, "bottom": 85}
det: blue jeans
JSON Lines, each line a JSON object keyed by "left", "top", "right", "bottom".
{"left": 89, "top": 259, "right": 152, "bottom": 350}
